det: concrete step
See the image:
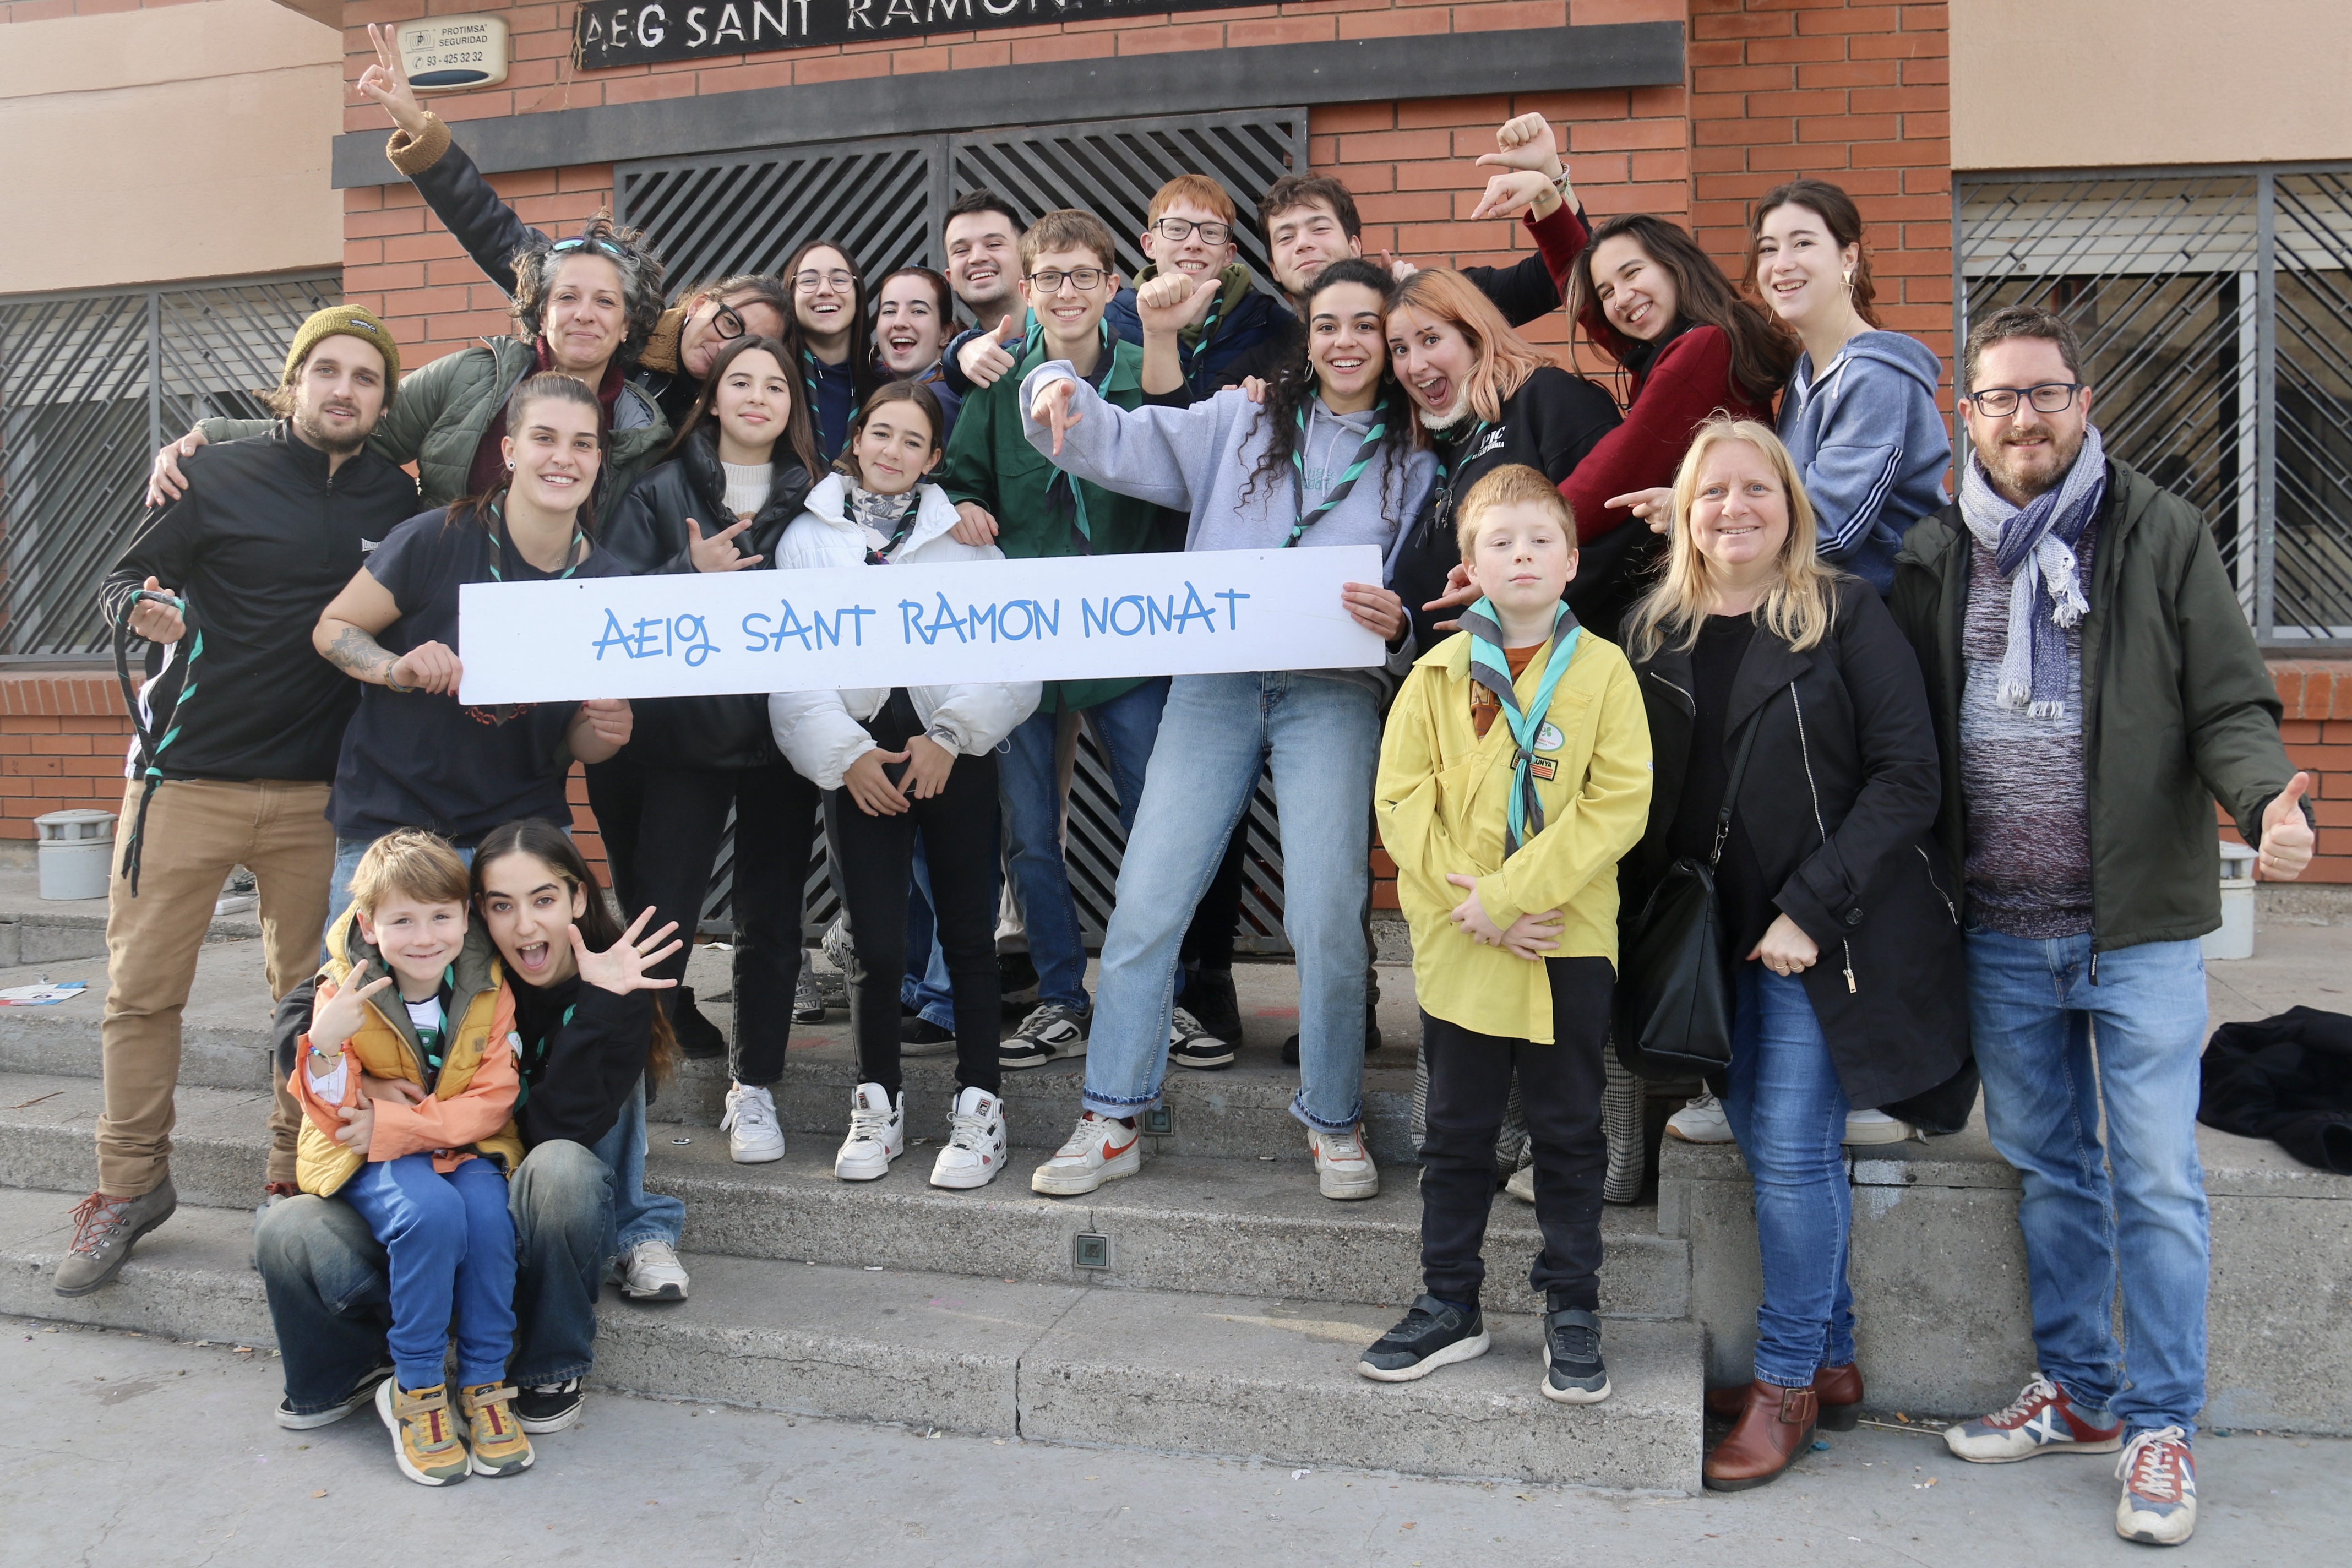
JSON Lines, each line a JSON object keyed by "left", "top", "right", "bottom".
{"left": 0, "top": 1071, "right": 1689, "bottom": 1317}
{"left": 0, "top": 1185, "right": 1703, "bottom": 1491}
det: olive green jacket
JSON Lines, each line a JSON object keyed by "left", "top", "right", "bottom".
{"left": 1890, "top": 458, "right": 2299, "bottom": 953}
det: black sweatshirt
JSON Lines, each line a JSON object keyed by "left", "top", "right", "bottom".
{"left": 1392, "top": 366, "right": 1623, "bottom": 654}
{"left": 101, "top": 424, "right": 418, "bottom": 783}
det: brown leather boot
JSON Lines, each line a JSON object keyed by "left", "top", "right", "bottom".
{"left": 1703, "top": 1380, "right": 1818, "bottom": 1491}
{"left": 1705, "top": 1362, "right": 1864, "bottom": 1429}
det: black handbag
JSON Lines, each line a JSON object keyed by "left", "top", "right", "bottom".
{"left": 1615, "top": 712, "right": 1762, "bottom": 1081}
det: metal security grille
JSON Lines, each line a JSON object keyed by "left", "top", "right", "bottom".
{"left": 618, "top": 112, "right": 1307, "bottom": 949}
{"left": 0, "top": 273, "right": 340, "bottom": 657}
{"left": 1956, "top": 166, "right": 2352, "bottom": 645}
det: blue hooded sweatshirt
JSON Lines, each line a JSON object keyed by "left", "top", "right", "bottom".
{"left": 1778, "top": 329, "right": 1951, "bottom": 596}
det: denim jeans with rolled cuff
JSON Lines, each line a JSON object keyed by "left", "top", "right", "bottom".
{"left": 1081, "top": 672, "right": 1378, "bottom": 1133}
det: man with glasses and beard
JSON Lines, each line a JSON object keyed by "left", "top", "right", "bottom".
{"left": 1892, "top": 304, "right": 2315, "bottom": 1548}
{"left": 52, "top": 307, "right": 420, "bottom": 1298}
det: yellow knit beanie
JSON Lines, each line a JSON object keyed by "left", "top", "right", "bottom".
{"left": 282, "top": 304, "right": 401, "bottom": 388}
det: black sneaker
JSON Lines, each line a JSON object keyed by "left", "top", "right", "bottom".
{"left": 901, "top": 1017, "right": 955, "bottom": 1057}
{"left": 672, "top": 987, "right": 727, "bottom": 1060}
{"left": 1177, "top": 967, "right": 1242, "bottom": 1044}
{"left": 998, "top": 951, "right": 1042, "bottom": 1011}
{"left": 1358, "top": 1294, "right": 1490, "bottom": 1382}
{"left": 515, "top": 1378, "right": 584, "bottom": 1433}
{"left": 1168, "top": 1008, "right": 1235, "bottom": 1070}
{"left": 1001, "top": 1002, "right": 1089, "bottom": 1069}
{"left": 1542, "top": 1303, "right": 1610, "bottom": 1404}
{"left": 274, "top": 1363, "right": 393, "bottom": 1430}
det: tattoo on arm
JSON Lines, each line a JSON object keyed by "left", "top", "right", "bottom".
{"left": 324, "top": 624, "right": 398, "bottom": 683}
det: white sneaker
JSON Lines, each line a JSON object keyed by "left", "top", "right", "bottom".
{"left": 720, "top": 1082, "right": 786, "bottom": 1164}
{"left": 1308, "top": 1123, "right": 1380, "bottom": 1200}
{"left": 615, "top": 1238, "right": 690, "bottom": 1301}
{"left": 1842, "top": 1108, "right": 1917, "bottom": 1145}
{"left": 835, "top": 1082, "right": 904, "bottom": 1181}
{"left": 1030, "top": 1112, "right": 1142, "bottom": 1196}
{"left": 1504, "top": 1161, "right": 1536, "bottom": 1204}
{"left": 2116, "top": 1427, "right": 2198, "bottom": 1545}
{"left": 1665, "top": 1090, "right": 1733, "bottom": 1144}
{"left": 931, "top": 1086, "right": 1009, "bottom": 1190}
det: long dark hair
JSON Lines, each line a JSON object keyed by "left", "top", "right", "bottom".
{"left": 470, "top": 816, "right": 677, "bottom": 1084}
{"left": 832, "top": 379, "right": 946, "bottom": 485}
{"left": 1746, "top": 177, "right": 1882, "bottom": 329}
{"left": 1568, "top": 213, "right": 1794, "bottom": 408}
{"left": 783, "top": 238, "right": 881, "bottom": 405}
{"left": 668, "top": 335, "right": 821, "bottom": 480}
{"left": 449, "top": 372, "right": 606, "bottom": 541}
{"left": 1243, "top": 257, "right": 1418, "bottom": 516}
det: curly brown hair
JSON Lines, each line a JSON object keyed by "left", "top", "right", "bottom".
{"left": 509, "top": 213, "right": 668, "bottom": 368}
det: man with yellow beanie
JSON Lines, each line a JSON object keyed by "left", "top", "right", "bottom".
{"left": 55, "top": 305, "right": 421, "bottom": 1298}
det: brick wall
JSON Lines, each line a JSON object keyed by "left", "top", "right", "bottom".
{"left": 0, "top": 674, "right": 132, "bottom": 842}
{"left": 2258, "top": 661, "right": 2352, "bottom": 884}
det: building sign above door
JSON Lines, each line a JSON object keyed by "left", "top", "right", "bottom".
{"left": 574, "top": 0, "right": 1267, "bottom": 70}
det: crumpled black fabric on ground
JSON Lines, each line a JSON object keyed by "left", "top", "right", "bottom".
{"left": 2198, "top": 1006, "right": 2352, "bottom": 1173}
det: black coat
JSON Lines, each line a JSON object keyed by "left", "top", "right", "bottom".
{"left": 2198, "top": 1008, "right": 2352, "bottom": 1173}
{"left": 1621, "top": 577, "right": 1968, "bottom": 1110}
{"left": 600, "top": 428, "right": 816, "bottom": 771}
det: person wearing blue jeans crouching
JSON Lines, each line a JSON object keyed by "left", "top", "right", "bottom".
{"left": 258, "top": 817, "right": 688, "bottom": 1436}
{"left": 1014, "top": 257, "right": 1432, "bottom": 1202}
{"left": 1891, "top": 304, "right": 2316, "bottom": 1549}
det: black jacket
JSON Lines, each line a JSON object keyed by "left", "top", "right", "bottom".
{"left": 2198, "top": 1007, "right": 2352, "bottom": 1173}
{"left": 1622, "top": 578, "right": 1969, "bottom": 1111}
{"left": 600, "top": 428, "right": 816, "bottom": 771}
{"left": 1393, "top": 366, "right": 1623, "bottom": 654}
{"left": 1892, "top": 459, "right": 2300, "bottom": 954}
{"left": 101, "top": 424, "right": 418, "bottom": 783}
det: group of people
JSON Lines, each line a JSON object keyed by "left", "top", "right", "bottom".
{"left": 43, "top": 30, "right": 2317, "bottom": 1545}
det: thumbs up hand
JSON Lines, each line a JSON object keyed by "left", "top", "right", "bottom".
{"left": 2257, "top": 771, "right": 2317, "bottom": 881}
{"left": 959, "top": 311, "right": 1025, "bottom": 389}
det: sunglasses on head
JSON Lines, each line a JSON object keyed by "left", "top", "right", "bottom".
{"left": 551, "top": 236, "right": 627, "bottom": 260}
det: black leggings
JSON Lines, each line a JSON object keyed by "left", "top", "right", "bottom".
{"left": 585, "top": 752, "right": 817, "bottom": 1086}
{"left": 1418, "top": 957, "right": 1611, "bottom": 1310}
{"left": 822, "top": 692, "right": 1001, "bottom": 1098}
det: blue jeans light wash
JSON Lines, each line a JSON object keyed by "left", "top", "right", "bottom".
{"left": 999, "top": 678, "right": 1169, "bottom": 1014}
{"left": 1082, "top": 673, "right": 1378, "bottom": 1132}
{"left": 1720, "top": 962, "right": 1856, "bottom": 1388}
{"left": 334, "top": 1152, "right": 516, "bottom": 1392}
{"left": 596, "top": 1076, "right": 684, "bottom": 1257}
{"left": 1966, "top": 928, "right": 2210, "bottom": 1436}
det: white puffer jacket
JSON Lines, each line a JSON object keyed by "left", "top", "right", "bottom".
{"left": 766, "top": 474, "right": 1042, "bottom": 791}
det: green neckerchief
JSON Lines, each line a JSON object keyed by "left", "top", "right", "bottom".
{"left": 1287, "top": 391, "right": 1387, "bottom": 547}
{"left": 1460, "top": 596, "right": 1582, "bottom": 856}
{"left": 483, "top": 496, "right": 586, "bottom": 582}
{"left": 1031, "top": 313, "right": 1114, "bottom": 548}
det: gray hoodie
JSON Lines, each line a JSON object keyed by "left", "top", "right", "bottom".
{"left": 1017, "top": 361, "right": 1436, "bottom": 692}
{"left": 1778, "top": 329, "right": 1952, "bottom": 596}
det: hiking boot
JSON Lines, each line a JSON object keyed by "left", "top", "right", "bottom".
{"left": 459, "top": 1382, "right": 536, "bottom": 1477}
{"left": 1176, "top": 966, "right": 1242, "bottom": 1043}
{"left": 1542, "top": 1304, "right": 1610, "bottom": 1404}
{"left": 930, "top": 1086, "right": 1008, "bottom": 1190}
{"left": 1945, "top": 1374, "right": 2123, "bottom": 1463}
{"left": 275, "top": 1363, "right": 393, "bottom": 1430}
{"left": 514, "top": 1378, "right": 582, "bottom": 1433}
{"left": 1168, "top": 1007, "right": 1235, "bottom": 1071}
{"left": 1030, "top": 1112, "right": 1142, "bottom": 1196}
{"left": 2116, "top": 1427, "right": 2197, "bottom": 1545}
{"left": 1358, "top": 1294, "right": 1489, "bottom": 1382}
{"left": 1667, "top": 1091, "right": 1733, "bottom": 1144}
{"left": 1308, "top": 1123, "right": 1380, "bottom": 1200}
{"left": 53, "top": 1178, "right": 177, "bottom": 1297}
{"left": 377, "top": 1379, "right": 470, "bottom": 1486}
{"left": 672, "top": 986, "right": 727, "bottom": 1060}
{"left": 901, "top": 1016, "right": 956, "bottom": 1057}
{"left": 1000, "top": 1003, "right": 1089, "bottom": 1070}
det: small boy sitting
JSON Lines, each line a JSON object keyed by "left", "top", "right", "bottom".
{"left": 290, "top": 829, "right": 531, "bottom": 1486}
{"left": 1361, "top": 465, "right": 1654, "bottom": 1401}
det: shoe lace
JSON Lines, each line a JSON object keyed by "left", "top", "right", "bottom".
{"left": 1317, "top": 1126, "right": 1367, "bottom": 1162}
{"left": 1687, "top": 1090, "right": 1720, "bottom": 1112}
{"left": 947, "top": 1104, "right": 996, "bottom": 1152}
{"left": 1989, "top": 1373, "right": 2062, "bottom": 1428}
{"left": 631, "top": 1239, "right": 680, "bottom": 1271}
{"left": 1058, "top": 1114, "right": 1106, "bottom": 1156}
{"left": 726, "top": 1087, "right": 777, "bottom": 1132}
{"left": 1016, "top": 1005, "right": 1073, "bottom": 1043}
{"left": 1170, "top": 1007, "right": 1213, "bottom": 1043}
{"left": 66, "top": 1192, "right": 130, "bottom": 1255}
{"left": 847, "top": 1099, "right": 896, "bottom": 1143}
{"left": 1549, "top": 1314, "right": 1599, "bottom": 1360}
{"left": 2117, "top": 1428, "right": 2191, "bottom": 1496}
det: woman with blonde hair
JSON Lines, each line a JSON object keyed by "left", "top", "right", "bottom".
{"left": 1617, "top": 418, "right": 1966, "bottom": 1491}
{"left": 1386, "top": 267, "right": 1620, "bottom": 652}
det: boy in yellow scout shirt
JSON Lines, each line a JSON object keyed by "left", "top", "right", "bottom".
{"left": 1360, "top": 465, "right": 1652, "bottom": 1400}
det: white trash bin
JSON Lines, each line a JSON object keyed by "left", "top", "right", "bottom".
{"left": 2202, "top": 840, "right": 2258, "bottom": 962}
{"left": 34, "top": 809, "right": 116, "bottom": 902}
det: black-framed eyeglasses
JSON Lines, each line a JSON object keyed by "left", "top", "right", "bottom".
{"left": 1026, "top": 268, "right": 1108, "bottom": 295}
{"left": 710, "top": 303, "right": 748, "bottom": 342}
{"left": 1152, "top": 216, "right": 1233, "bottom": 246}
{"left": 1966, "top": 381, "right": 2084, "bottom": 417}
{"left": 793, "top": 269, "right": 855, "bottom": 293}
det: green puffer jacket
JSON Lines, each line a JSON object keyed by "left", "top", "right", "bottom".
{"left": 195, "top": 335, "right": 671, "bottom": 514}
{"left": 1890, "top": 456, "right": 2299, "bottom": 955}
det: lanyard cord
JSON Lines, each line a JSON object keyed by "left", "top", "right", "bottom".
{"left": 1033, "top": 315, "right": 1113, "bottom": 548}
{"left": 111, "top": 591, "right": 201, "bottom": 896}
{"left": 483, "top": 498, "right": 585, "bottom": 582}
{"left": 1428, "top": 418, "right": 1493, "bottom": 540}
{"left": 1287, "top": 394, "right": 1388, "bottom": 548}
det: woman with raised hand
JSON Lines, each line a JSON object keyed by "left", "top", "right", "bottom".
{"left": 1749, "top": 178, "right": 1950, "bottom": 595}
{"left": 785, "top": 238, "right": 884, "bottom": 461}
{"left": 1015, "top": 257, "right": 1430, "bottom": 1206}
{"left": 1616, "top": 418, "right": 1964, "bottom": 1491}
{"left": 768, "top": 381, "right": 1038, "bottom": 1191}
{"left": 594, "top": 335, "right": 827, "bottom": 1170}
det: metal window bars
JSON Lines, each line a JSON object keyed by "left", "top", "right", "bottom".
{"left": 1955, "top": 165, "right": 2352, "bottom": 645}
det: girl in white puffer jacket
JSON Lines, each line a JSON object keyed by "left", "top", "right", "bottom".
{"left": 767, "top": 380, "right": 1038, "bottom": 1191}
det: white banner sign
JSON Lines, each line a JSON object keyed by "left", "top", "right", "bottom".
{"left": 455, "top": 546, "right": 1386, "bottom": 705}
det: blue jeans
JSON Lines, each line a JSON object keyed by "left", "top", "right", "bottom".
{"left": 334, "top": 1153, "right": 516, "bottom": 1392}
{"left": 1720, "top": 963, "right": 1855, "bottom": 1388}
{"left": 596, "top": 1077, "right": 684, "bottom": 1257}
{"left": 1966, "top": 928, "right": 2210, "bottom": 1436}
{"left": 999, "top": 678, "right": 1169, "bottom": 1014}
{"left": 1083, "top": 673, "right": 1377, "bottom": 1132}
